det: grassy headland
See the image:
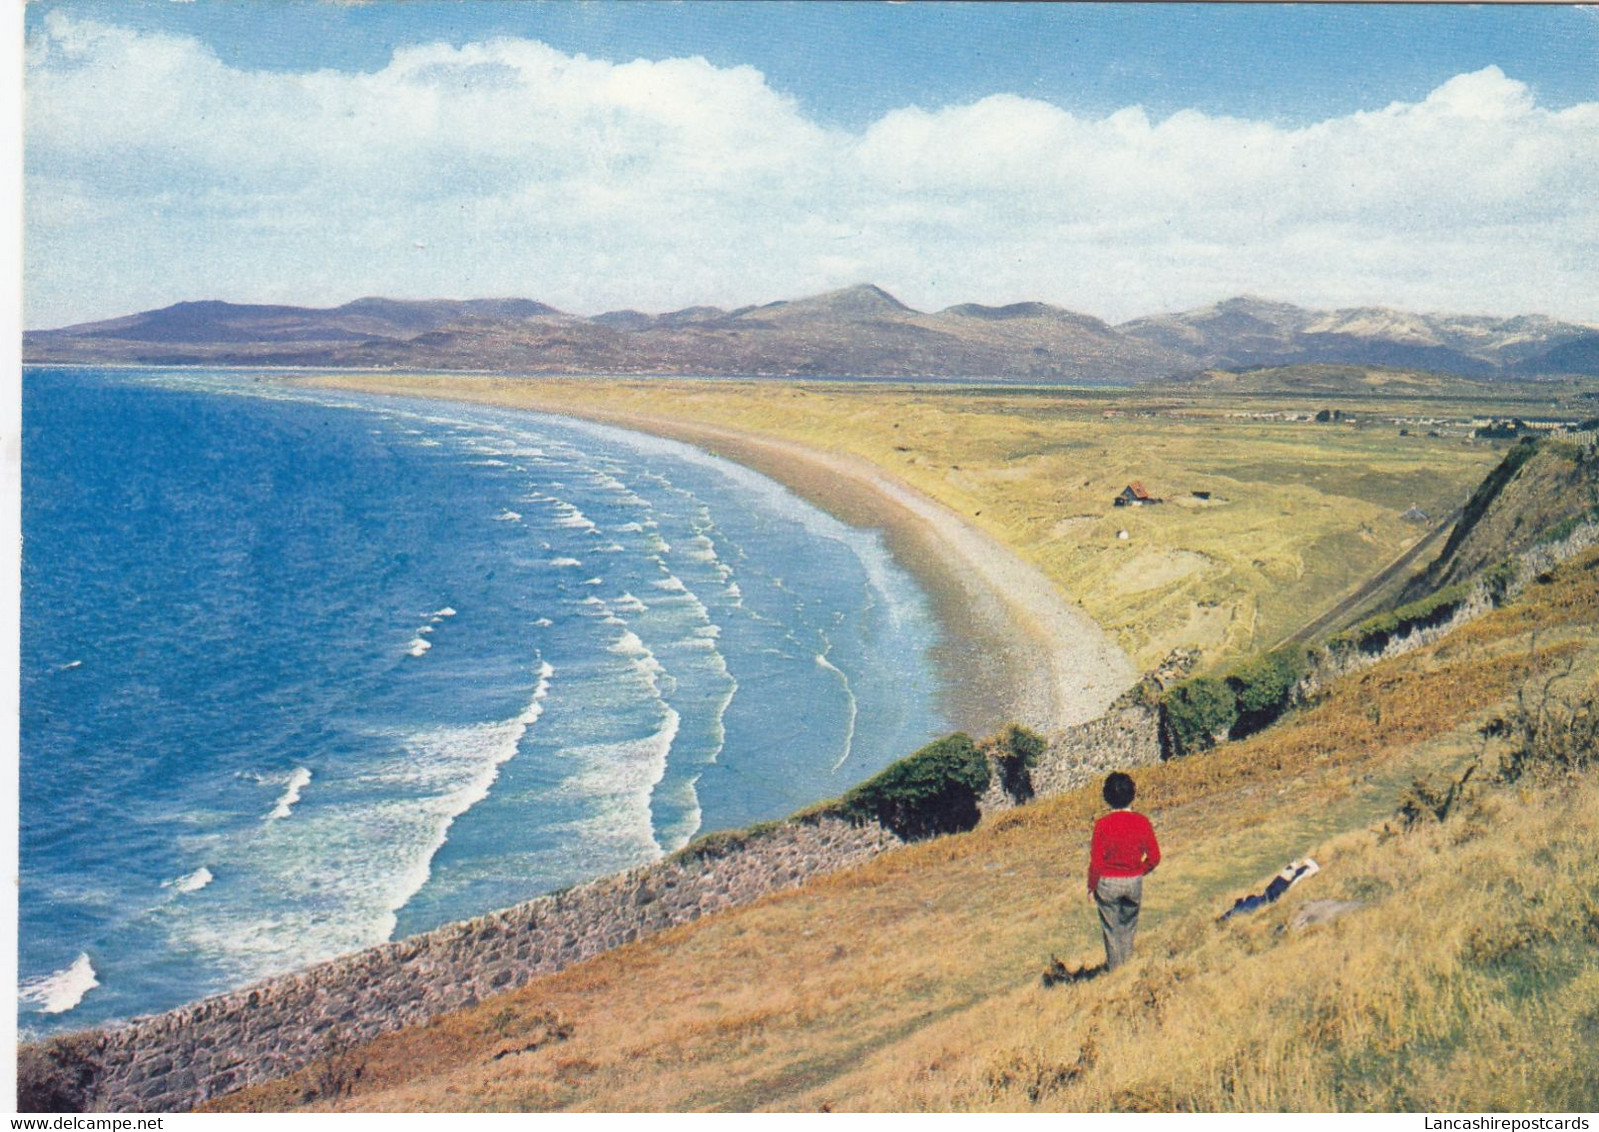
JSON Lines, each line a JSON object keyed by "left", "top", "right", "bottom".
{"left": 213, "top": 544, "right": 1599, "bottom": 1112}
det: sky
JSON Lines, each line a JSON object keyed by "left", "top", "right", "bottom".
{"left": 18, "top": 1, "right": 1599, "bottom": 328}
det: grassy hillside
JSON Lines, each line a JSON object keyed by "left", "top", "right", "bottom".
{"left": 314, "top": 376, "right": 1512, "bottom": 671}
{"left": 212, "top": 546, "right": 1599, "bottom": 1113}
{"left": 1400, "top": 438, "right": 1599, "bottom": 603}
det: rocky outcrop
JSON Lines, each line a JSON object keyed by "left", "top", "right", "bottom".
{"left": 1297, "top": 519, "right": 1599, "bottom": 700}
{"left": 18, "top": 814, "right": 899, "bottom": 1113}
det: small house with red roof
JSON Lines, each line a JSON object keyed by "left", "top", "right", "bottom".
{"left": 1113, "top": 482, "right": 1161, "bottom": 507}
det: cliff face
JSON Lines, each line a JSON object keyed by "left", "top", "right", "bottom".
{"left": 1399, "top": 440, "right": 1599, "bottom": 604}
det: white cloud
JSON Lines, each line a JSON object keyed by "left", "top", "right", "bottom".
{"left": 23, "top": 15, "right": 1599, "bottom": 327}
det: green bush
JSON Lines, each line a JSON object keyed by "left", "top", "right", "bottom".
{"left": 1482, "top": 556, "right": 1521, "bottom": 602}
{"left": 1161, "top": 676, "right": 1238, "bottom": 758}
{"left": 1330, "top": 583, "right": 1471, "bottom": 654}
{"left": 1225, "top": 647, "right": 1308, "bottom": 738}
{"left": 836, "top": 732, "right": 991, "bottom": 839}
{"left": 995, "top": 723, "right": 1048, "bottom": 768}
{"left": 986, "top": 723, "right": 1048, "bottom": 804}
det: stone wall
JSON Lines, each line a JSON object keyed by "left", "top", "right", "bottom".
{"left": 1030, "top": 705, "right": 1163, "bottom": 800}
{"left": 978, "top": 705, "right": 1162, "bottom": 816}
{"left": 19, "top": 814, "right": 900, "bottom": 1113}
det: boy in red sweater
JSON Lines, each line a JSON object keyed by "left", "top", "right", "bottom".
{"left": 1087, "top": 772, "right": 1161, "bottom": 970}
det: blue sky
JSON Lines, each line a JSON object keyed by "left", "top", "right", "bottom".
{"left": 20, "top": 2, "right": 1599, "bottom": 326}
{"left": 23, "top": 2, "right": 1599, "bottom": 128}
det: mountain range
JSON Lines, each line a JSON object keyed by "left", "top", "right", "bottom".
{"left": 24, "top": 286, "right": 1599, "bottom": 383}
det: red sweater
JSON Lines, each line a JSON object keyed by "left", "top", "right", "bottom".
{"left": 1088, "top": 809, "right": 1161, "bottom": 892}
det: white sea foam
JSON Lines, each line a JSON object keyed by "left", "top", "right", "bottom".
{"left": 60, "top": 659, "right": 83, "bottom": 670}
{"left": 433, "top": 607, "right": 457, "bottom": 619}
{"left": 681, "top": 534, "right": 719, "bottom": 563}
{"left": 583, "top": 577, "right": 604, "bottom": 586}
{"left": 367, "top": 664, "right": 558, "bottom": 940}
{"left": 552, "top": 503, "right": 596, "bottom": 531}
{"left": 408, "top": 637, "right": 433, "bottom": 657}
{"left": 534, "top": 617, "right": 553, "bottom": 627}
{"left": 168, "top": 664, "right": 556, "bottom": 984}
{"left": 552, "top": 410, "right": 931, "bottom": 633}
{"left": 19, "top": 953, "right": 99, "bottom": 1015}
{"left": 580, "top": 595, "right": 605, "bottom": 607}
{"left": 493, "top": 510, "right": 522, "bottom": 522}
{"left": 616, "top": 522, "right": 644, "bottom": 533}
{"left": 613, "top": 592, "right": 649, "bottom": 614}
{"left": 170, "top": 866, "right": 214, "bottom": 894}
{"left": 816, "top": 650, "right": 859, "bottom": 772}
{"left": 652, "top": 575, "right": 688, "bottom": 593}
{"left": 549, "top": 705, "right": 678, "bottom": 863}
{"left": 609, "top": 629, "right": 655, "bottom": 664}
{"left": 589, "top": 471, "right": 631, "bottom": 495}
{"left": 548, "top": 557, "right": 582, "bottom": 567}
{"left": 268, "top": 767, "right": 312, "bottom": 820}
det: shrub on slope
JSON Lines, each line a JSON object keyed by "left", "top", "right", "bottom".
{"left": 835, "top": 732, "right": 991, "bottom": 839}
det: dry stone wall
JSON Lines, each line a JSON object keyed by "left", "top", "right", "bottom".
{"left": 1030, "top": 706, "right": 1163, "bottom": 799}
{"left": 978, "top": 705, "right": 1162, "bottom": 817}
{"left": 20, "top": 814, "right": 900, "bottom": 1113}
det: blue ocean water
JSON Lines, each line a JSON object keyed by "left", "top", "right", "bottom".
{"left": 18, "top": 367, "right": 947, "bottom": 1036}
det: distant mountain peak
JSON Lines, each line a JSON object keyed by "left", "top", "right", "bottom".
{"left": 772, "top": 284, "right": 915, "bottom": 317}
{"left": 1210, "top": 295, "right": 1311, "bottom": 318}
{"left": 24, "top": 287, "right": 1592, "bottom": 380}
{"left": 944, "top": 301, "right": 1057, "bottom": 320}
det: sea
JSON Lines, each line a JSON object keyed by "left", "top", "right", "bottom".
{"left": 18, "top": 367, "right": 948, "bottom": 1037}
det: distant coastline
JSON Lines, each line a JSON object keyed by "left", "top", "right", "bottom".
{"left": 306, "top": 374, "right": 1138, "bottom": 734}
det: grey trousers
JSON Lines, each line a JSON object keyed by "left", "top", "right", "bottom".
{"left": 1094, "top": 875, "right": 1143, "bottom": 970}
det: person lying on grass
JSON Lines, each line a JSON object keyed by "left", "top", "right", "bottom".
{"left": 1087, "top": 772, "right": 1161, "bottom": 971}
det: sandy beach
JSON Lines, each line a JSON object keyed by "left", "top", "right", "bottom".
{"left": 308, "top": 375, "right": 1137, "bottom": 735}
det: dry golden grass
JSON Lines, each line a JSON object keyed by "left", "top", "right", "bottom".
{"left": 213, "top": 550, "right": 1599, "bottom": 1113}
{"left": 312, "top": 376, "right": 1505, "bottom": 669}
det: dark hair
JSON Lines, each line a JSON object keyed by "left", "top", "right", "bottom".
{"left": 1103, "top": 772, "right": 1136, "bottom": 809}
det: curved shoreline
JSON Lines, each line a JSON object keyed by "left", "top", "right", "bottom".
{"left": 306, "top": 375, "right": 1137, "bottom": 733}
